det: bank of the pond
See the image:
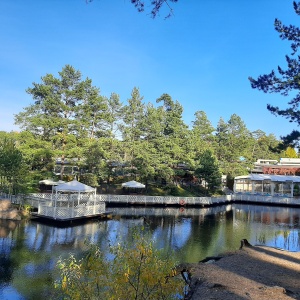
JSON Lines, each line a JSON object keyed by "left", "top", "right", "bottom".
{"left": 186, "top": 245, "right": 300, "bottom": 300}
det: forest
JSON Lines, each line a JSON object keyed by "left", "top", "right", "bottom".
{"left": 0, "top": 65, "right": 292, "bottom": 196}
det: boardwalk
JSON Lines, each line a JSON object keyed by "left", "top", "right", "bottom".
{"left": 1, "top": 192, "right": 300, "bottom": 222}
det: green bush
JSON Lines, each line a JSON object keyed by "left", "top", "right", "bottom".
{"left": 54, "top": 231, "right": 185, "bottom": 299}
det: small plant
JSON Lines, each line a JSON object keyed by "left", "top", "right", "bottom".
{"left": 19, "top": 203, "right": 33, "bottom": 218}
{"left": 54, "top": 230, "right": 185, "bottom": 299}
{"left": 23, "top": 204, "right": 32, "bottom": 212}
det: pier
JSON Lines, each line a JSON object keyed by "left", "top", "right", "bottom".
{"left": 1, "top": 191, "right": 300, "bottom": 223}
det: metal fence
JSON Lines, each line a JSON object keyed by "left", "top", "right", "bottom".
{"left": 233, "top": 193, "right": 300, "bottom": 206}
{"left": 2, "top": 192, "right": 300, "bottom": 220}
{"left": 97, "top": 194, "right": 232, "bottom": 206}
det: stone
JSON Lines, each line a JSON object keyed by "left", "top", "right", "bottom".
{"left": 0, "top": 199, "right": 12, "bottom": 211}
{"left": 0, "top": 208, "right": 21, "bottom": 221}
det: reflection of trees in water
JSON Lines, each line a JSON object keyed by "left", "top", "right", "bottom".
{"left": 109, "top": 206, "right": 236, "bottom": 261}
{"left": 2, "top": 204, "right": 300, "bottom": 299}
{"left": 0, "top": 220, "right": 54, "bottom": 298}
{"left": 234, "top": 205, "right": 300, "bottom": 251}
{"left": 257, "top": 232, "right": 266, "bottom": 244}
{"left": 0, "top": 255, "right": 13, "bottom": 284}
{"left": 0, "top": 220, "right": 115, "bottom": 299}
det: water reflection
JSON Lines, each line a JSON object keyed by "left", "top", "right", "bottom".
{"left": 233, "top": 204, "right": 300, "bottom": 251}
{"left": 0, "top": 204, "right": 299, "bottom": 299}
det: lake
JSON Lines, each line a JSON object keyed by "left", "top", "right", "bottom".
{"left": 0, "top": 203, "right": 299, "bottom": 299}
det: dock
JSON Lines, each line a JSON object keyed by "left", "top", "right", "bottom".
{"left": 1, "top": 192, "right": 300, "bottom": 223}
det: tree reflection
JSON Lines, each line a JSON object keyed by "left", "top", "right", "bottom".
{"left": 1, "top": 204, "right": 300, "bottom": 299}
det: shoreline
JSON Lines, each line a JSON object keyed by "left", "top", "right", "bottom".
{"left": 185, "top": 244, "right": 300, "bottom": 300}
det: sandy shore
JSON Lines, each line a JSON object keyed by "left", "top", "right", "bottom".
{"left": 185, "top": 244, "right": 300, "bottom": 300}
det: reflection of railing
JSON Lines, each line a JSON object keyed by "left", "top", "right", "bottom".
{"left": 109, "top": 205, "right": 232, "bottom": 217}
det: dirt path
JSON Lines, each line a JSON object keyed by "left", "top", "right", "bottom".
{"left": 186, "top": 245, "right": 300, "bottom": 299}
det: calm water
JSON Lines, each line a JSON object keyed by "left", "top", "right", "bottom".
{"left": 0, "top": 204, "right": 300, "bottom": 299}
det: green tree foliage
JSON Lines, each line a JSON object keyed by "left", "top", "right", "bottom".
{"left": 249, "top": 1, "right": 300, "bottom": 148}
{"left": 191, "top": 110, "right": 216, "bottom": 167}
{"left": 137, "top": 103, "right": 172, "bottom": 185}
{"left": 156, "top": 94, "right": 189, "bottom": 174}
{"left": 75, "top": 84, "right": 108, "bottom": 140}
{"left": 12, "top": 65, "right": 284, "bottom": 192}
{"left": 0, "top": 137, "right": 25, "bottom": 193}
{"left": 15, "top": 65, "right": 105, "bottom": 179}
{"left": 55, "top": 232, "right": 185, "bottom": 299}
{"left": 215, "top": 114, "right": 252, "bottom": 178}
{"left": 122, "top": 87, "right": 145, "bottom": 164}
{"left": 284, "top": 146, "right": 298, "bottom": 158}
{"left": 250, "top": 130, "right": 280, "bottom": 161}
{"left": 16, "top": 131, "right": 55, "bottom": 173}
{"left": 195, "top": 149, "right": 221, "bottom": 194}
{"left": 106, "top": 92, "right": 124, "bottom": 141}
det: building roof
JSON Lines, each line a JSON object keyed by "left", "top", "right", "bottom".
{"left": 53, "top": 179, "right": 96, "bottom": 192}
{"left": 39, "top": 179, "right": 65, "bottom": 186}
{"left": 235, "top": 174, "right": 300, "bottom": 183}
{"left": 122, "top": 180, "right": 145, "bottom": 188}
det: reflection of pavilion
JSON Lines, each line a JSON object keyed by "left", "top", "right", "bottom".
{"left": 234, "top": 174, "right": 300, "bottom": 197}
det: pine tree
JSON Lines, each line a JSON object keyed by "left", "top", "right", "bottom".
{"left": 249, "top": 2, "right": 300, "bottom": 147}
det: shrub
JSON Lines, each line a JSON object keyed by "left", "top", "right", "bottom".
{"left": 54, "top": 231, "right": 185, "bottom": 299}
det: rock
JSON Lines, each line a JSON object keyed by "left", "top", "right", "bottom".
{"left": 0, "top": 209, "right": 21, "bottom": 220}
{"left": 0, "top": 200, "right": 21, "bottom": 220}
{"left": 0, "top": 199, "right": 12, "bottom": 211}
{"left": 239, "top": 238, "right": 252, "bottom": 249}
{"left": 200, "top": 256, "right": 223, "bottom": 263}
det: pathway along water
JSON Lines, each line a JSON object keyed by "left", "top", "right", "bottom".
{"left": 0, "top": 203, "right": 299, "bottom": 299}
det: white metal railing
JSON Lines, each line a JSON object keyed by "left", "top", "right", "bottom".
{"left": 1, "top": 192, "right": 233, "bottom": 208}
{"left": 34, "top": 195, "right": 106, "bottom": 220}
{"left": 37, "top": 202, "right": 106, "bottom": 220}
{"left": 233, "top": 193, "right": 300, "bottom": 206}
{"left": 101, "top": 194, "right": 232, "bottom": 206}
{"left": 2, "top": 192, "right": 300, "bottom": 219}
{"left": 0, "top": 193, "right": 24, "bottom": 204}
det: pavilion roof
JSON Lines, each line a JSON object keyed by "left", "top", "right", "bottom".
{"left": 235, "top": 174, "right": 300, "bottom": 183}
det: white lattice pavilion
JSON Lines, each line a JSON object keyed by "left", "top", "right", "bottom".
{"left": 234, "top": 174, "right": 300, "bottom": 197}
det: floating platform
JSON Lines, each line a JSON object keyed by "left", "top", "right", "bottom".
{"left": 30, "top": 211, "right": 112, "bottom": 226}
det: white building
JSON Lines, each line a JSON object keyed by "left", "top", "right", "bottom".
{"left": 234, "top": 174, "right": 300, "bottom": 197}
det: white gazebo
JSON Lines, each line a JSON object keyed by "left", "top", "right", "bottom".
{"left": 122, "top": 180, "right": 145, "bottom": 194}
{"left": 234, "top": 174, "right": 300, "bottom": 197}
{"left": 36, "top": 180, "right": 105, "bottom": 220}
{"left": 52, "top": 179, "right": 96, "bottom": 205}
{"left": 122, "top": 180, "right": 146, "bottom": 189}
{"left": 39, "top": 179, "right": 65, "bottom": 191}
{"left": 53, "top": 179, "right": 96, "bottom": 194}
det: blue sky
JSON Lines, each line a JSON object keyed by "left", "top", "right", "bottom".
{"left": 0, "top": 0, "right": 299, "bottom": 138}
